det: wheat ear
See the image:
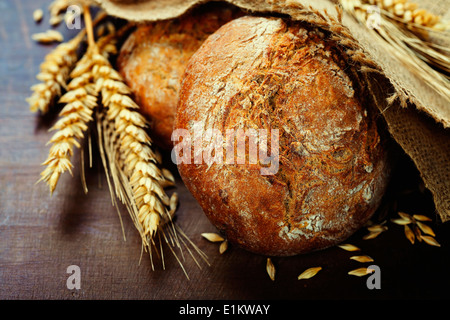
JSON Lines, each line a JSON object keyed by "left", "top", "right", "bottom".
{"left": 37, "top": 23, "right": 118, "bottom": 194}
{"left": 27, "top": 34, "right": 82, "bottom": 114}
{"left": 364, "top": 0, "right": 445, "bottom": 29}
{"left": 91, "top": 49, "right": 193, "bottom": 273}
{"left": 71, "top": 5, "right": 174, "bottom": 241}
{"left": 340, "top": 0, "right": 450, "bottom": 102}
{"left": 27, "top": 8, "right": 108, "bottom": 114}
{"left": 38, "top": 53, "right": 98, "bottom": 194}
{"left": 92, "top": 50, "right": 174, "bottom": 239}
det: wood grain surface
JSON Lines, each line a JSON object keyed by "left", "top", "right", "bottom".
{"left": 1, "top": 0, "right": 450, "bottom": 301}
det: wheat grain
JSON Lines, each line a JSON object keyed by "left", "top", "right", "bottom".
{"left": 201, "top": 233, "right": 224, "bottom": 242}
{"left": 398, "top": 211, "right": 413, "bottom": 221}
{"left": 414, "top": 224, "right": 423, "bottom": 242}
{"left": 391, "top": 218, "right": 411, "bottom": 225}
{"left": 416, "top": 221, "right": 436, "bottom": 237}
{"left": 338, "top": 243, "right": 361, "bottom": 251}
{"left": 219, "top": 240, "right": 228, "bottom": 254}
{"left": 169, "top": 192, "right": 178, "bottom": 216}
{"left": 31, "top": 30, "right": 64, "bottom": 43}
{"left": 420, "top": 235, "right": 441, "bottom": 247}
{"left": 348, "top": 267, "right": 375, "bottom": 277}
{"left": 366, "top": 223, "right": 388, "bottom": 232}
{"left": 350, "top": 255, "right": 374, "bottom": 263}
{"left": 364, "top": 222, "right": 388, "bottom": 240}
{"left": 392, "top": 211, "right": 413, "bottom": 225}
{"left": 297, "top": 267, "right": 322, "bottom": 280}
{"left": 404, "top": 224, "right": 415, "bottom": 244}
{"left": 363, "top": 230, "right": 383, "bottom": 240}
{"left": 266, "top": 258, "right": 276, "bottom": 281}
{"left": 201, "top": 232, "right": 228, "bottom": 253}
{"left": 413, "top": 214, "right": 432, "bottom": 221}
{"left": 33, "top": 9, "right": 44, "bottom": 23}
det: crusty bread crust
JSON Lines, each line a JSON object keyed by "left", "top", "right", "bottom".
{"left": 117, "top": 4, "right": 241, "bottom": 149}
{"left": 175, "top": 15, "right": 391, "bottom": 256}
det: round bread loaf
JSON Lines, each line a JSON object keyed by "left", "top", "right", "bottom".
{"left": 174, "top": 15, "right": 391, "bottom": 256}
{"left": 116, "top": 4, "right": 241, "bottom": 149}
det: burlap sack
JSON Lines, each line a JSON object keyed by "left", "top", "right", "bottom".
{"left": 93, "top": 0, "right": 450, "bottom": 222}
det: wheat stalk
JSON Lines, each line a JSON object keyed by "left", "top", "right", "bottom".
{"left": 364, "top": 0, "right": 445, "bottom": 29}
{"left": 340, "top": 0, "right": 450, "bottom": 103}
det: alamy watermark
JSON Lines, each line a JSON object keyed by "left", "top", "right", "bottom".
{"left": 366, "top": 265, "right": 381, "bottom": 289}
{"left": 171, "top": 122, "right": 279, "bottom": 175}
{"left": 53, "top": 5, "right": 82, "bottom": 30}
{"left": 66, "top": 265, "right": 81, "bottom": 290}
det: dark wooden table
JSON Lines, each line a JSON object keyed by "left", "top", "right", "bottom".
{"left": 1, "top": 0, "right": 450, "bottom": 303}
